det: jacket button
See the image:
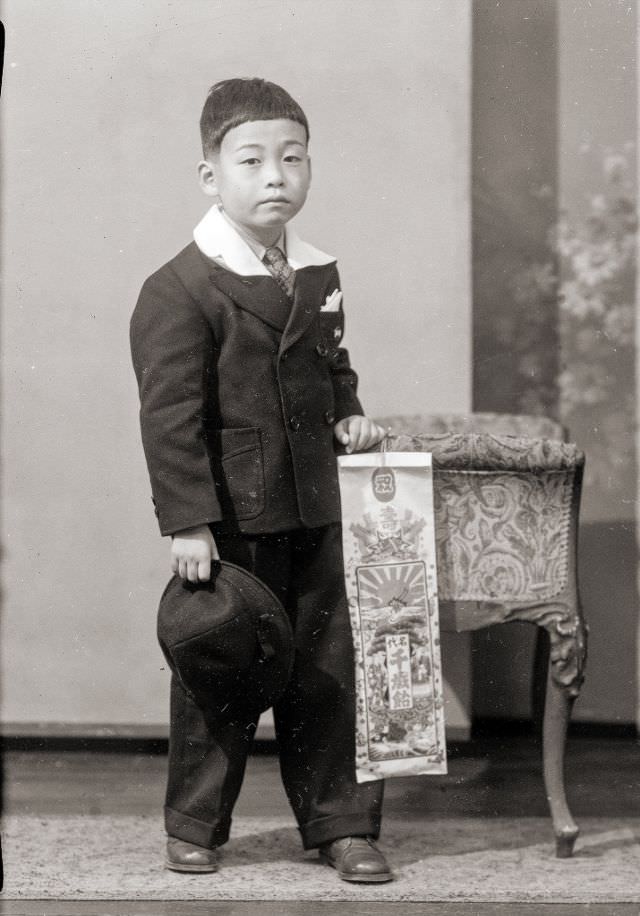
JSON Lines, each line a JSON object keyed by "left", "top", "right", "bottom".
{"left": 324, "top": 410, "right": 335, "bottom": 425}
{"left": 289, "top": 416, "right": 300, "bottom": 431}
{"left": 316, "top": 342, "right": 328, "bottom": 357}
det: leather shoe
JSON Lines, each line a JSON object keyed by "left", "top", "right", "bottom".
{"left": 165, "top": 836, "right": 218, "bottom": 873}
{"left": 319, "top": 836, "right": 393, "bottom": 883}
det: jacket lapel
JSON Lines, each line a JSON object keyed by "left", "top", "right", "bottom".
{"left": 170, "top": 243, "right": 290, "bottom": 334}
{"left": 208, "top": 263, "right": 291, "bottom": 333}
{"left": 281, "top": 264, "right": 335, "bottom": 352}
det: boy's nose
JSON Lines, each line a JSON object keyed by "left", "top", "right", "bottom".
{"left": 265, "top": 165, "right": 285, "bottom": 186}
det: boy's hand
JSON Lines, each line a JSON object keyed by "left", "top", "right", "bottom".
{"left": 171, "top": 525, "right": 219, "bottom": 583}
{"left": 334, "top": 415, "right": 386, "bottom": 454}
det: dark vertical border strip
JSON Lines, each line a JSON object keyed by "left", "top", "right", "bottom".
{"left": 471, "top": 0, "right": 559, "bottom": 418}
{"left": 470, "top": 1, "right": 560, "bottom": 721}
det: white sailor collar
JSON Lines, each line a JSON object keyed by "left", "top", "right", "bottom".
{"left": 193, "top": 205, "right": 336, "bottom": 276}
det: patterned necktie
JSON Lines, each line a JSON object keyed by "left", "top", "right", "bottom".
{"left": 263, "top": 246, "right": 296, "bottom": 299}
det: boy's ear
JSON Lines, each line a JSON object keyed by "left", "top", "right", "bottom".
{"left": 197, "top": 159, "right": 219, "bottom": 198}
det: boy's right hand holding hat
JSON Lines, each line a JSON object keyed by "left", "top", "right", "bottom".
{"left": 171, "top": 524, "right": 220, "bottom": 583}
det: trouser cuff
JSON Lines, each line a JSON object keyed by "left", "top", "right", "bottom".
{"left": 300, "top": 812, "right": 382, "bottom": 851}
{"left": 165, "top": 805, "right": 231, "bottom": 850}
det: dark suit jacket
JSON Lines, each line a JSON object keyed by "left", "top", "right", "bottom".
{"left": 130, "top": 242, "right": 363, "bottom": 536}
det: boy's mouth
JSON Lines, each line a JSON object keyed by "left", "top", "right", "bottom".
{"left": 261, "top": 197, "right": 289, "bottom": 204}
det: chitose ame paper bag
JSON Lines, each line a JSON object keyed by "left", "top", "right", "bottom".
{"left": 338, "top": 452, "right": 447, "bottom": 782}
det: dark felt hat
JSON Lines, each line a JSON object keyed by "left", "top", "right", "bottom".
{"left": 157, "top": 561, "right": 294, "bottom": 722}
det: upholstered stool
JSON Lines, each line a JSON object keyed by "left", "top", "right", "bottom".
{"left": 376, "top": 413, "right": 587, "bottom": 858}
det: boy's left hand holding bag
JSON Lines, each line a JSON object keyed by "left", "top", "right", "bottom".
{"left": 334, "top": 415, "right": 386, "bottom": 455}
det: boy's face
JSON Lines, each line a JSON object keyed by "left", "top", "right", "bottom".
{"left": 198, "top": 118, "right": 311, "bottom": 246}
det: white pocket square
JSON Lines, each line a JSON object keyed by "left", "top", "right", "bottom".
{"left": 320, "top": 289, "right": 342, "bottom": 312}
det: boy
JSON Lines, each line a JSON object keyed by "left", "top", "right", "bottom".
{"left": 130, "top": 78, "right": 391, "bottom": 883}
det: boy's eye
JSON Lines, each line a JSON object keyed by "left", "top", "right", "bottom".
{"left": 241, "top": 158, "right": 260, "bottom": 165}
{"left": 284, "top": 155, "right": 301, "bottom": 163}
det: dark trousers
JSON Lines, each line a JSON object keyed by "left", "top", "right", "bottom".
{"left": 164, "top": 523, "right": 384, "bottom": 850}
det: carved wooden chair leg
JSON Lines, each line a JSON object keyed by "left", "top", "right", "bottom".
{"left": 542, "top": 665, "right": 579, "bottom": 858}
{"left": 531, "top": 627, "right": 550, "bottom": 729}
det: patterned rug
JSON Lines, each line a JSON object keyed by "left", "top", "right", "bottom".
{"left": 2, "top": 815, "right": 639, "bottom": 902}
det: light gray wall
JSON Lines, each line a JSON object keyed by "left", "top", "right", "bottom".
{"left": 1, "top": 0, "right": 472, "bottom": 725}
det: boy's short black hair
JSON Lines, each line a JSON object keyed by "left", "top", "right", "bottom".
{"left": 200, "top": 78, "right": 309, "bottom": 156}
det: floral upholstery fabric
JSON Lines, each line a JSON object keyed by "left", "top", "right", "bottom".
{"left": 382, "top": 430, "right": 583, "bottom": 604}
{"left": 433, "top": 470, "right": 572, "bottom": 602}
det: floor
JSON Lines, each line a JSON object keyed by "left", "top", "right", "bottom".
{"left": 0, "top": 732, "right": 638, "bottom": 915}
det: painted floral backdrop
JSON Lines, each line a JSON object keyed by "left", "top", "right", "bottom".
{"left": 556, "top": 149, "right": 636, "bottom": 517}
{"left": 510, "top": 147, "right": 637, "bottom": 519}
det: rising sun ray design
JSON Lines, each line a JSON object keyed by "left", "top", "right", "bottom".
{"left": 357, "top": 562, "right": 427, "bottom": 610}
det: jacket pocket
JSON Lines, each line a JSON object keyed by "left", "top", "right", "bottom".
{"left": 210, "top": 427, "right": 265, "bottom": 520}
